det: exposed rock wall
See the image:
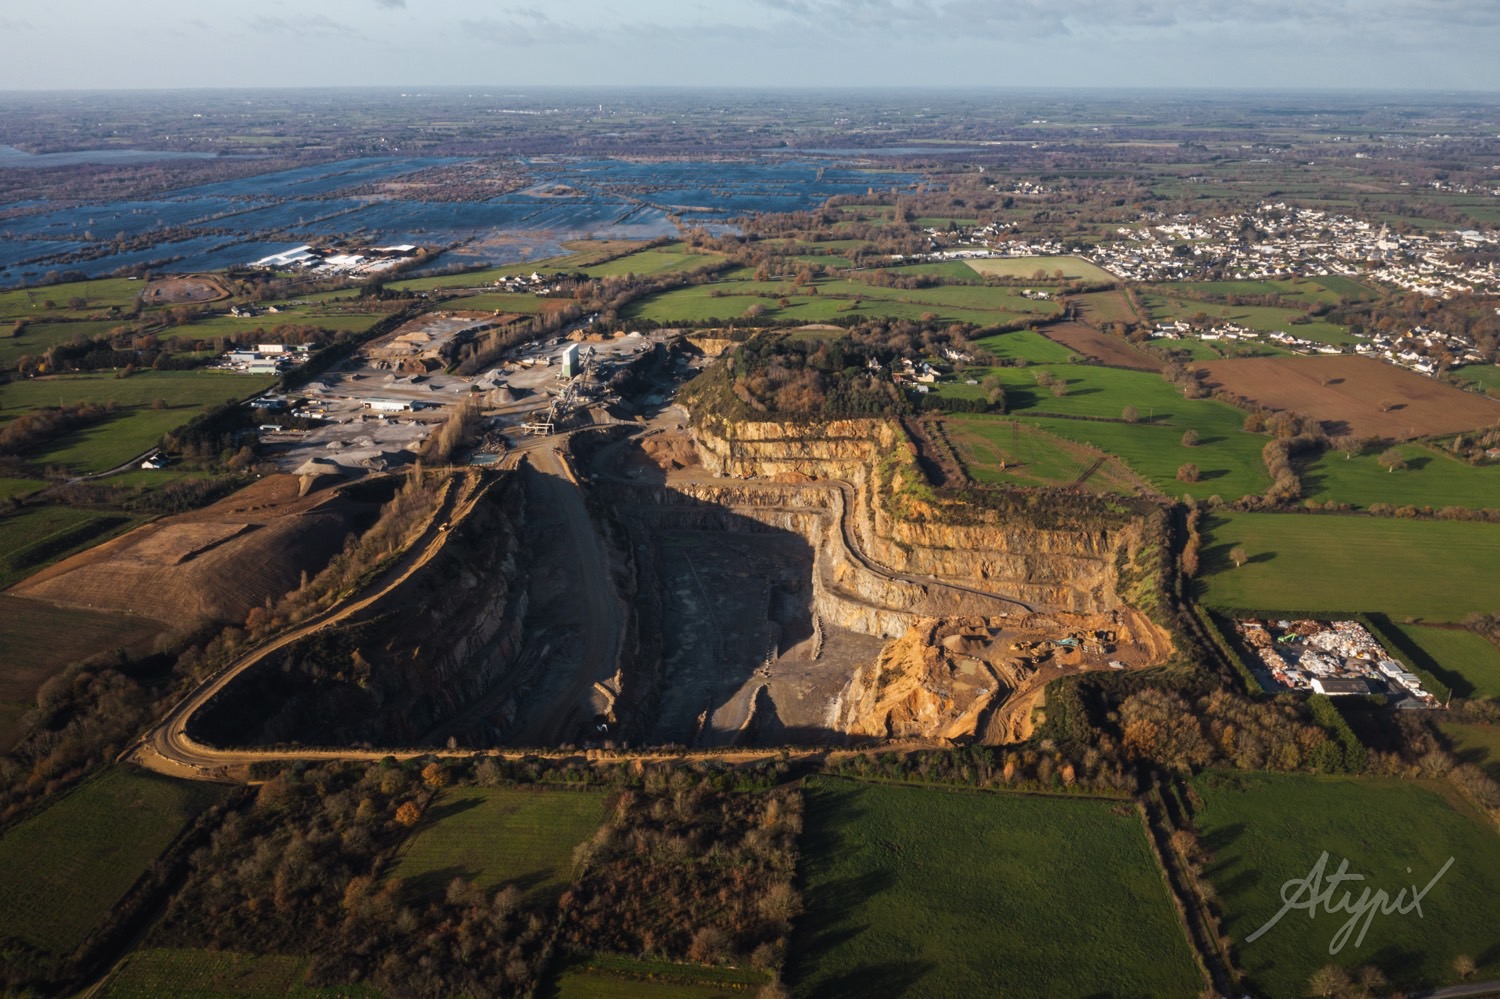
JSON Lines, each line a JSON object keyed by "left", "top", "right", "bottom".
{"left": 690, "top": 416, "right": 1139, "bottom": 616}
{"left": 192, "top": 473, "right": 532, "bottom": 748}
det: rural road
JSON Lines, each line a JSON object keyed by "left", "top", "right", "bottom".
{"left": 131, "top": 468, "right": 489, "bottom": 779}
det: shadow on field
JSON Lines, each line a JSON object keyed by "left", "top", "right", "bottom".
{"left": 802, "top": 959, "right": 937, "bottom": 999}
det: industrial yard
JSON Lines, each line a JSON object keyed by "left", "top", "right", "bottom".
{"left": 1235, "top": 618, "right": 1439, "bottom": 704}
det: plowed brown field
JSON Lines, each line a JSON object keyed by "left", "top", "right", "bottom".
{"left": 1196, "top": 355, "right": 1500, "bottom": 438}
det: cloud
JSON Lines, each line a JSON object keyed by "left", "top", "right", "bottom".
{"left": 247, "top": 14, "right": 361, "bottom": 37}
{"left": 374, "top": 0, "right": 405, "bottom": 8}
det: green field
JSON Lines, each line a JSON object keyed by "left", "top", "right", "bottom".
{"left": 387, "top": 786, "right": 605, "bottom": 904}
{"left": 963, "top": 255, "right": 1118, "bottom": 284}
{"left": 1160, "top": 277, "right": 1361, "bottom": 309}
{"left": 0, "top": 767, "right": 223, "bottom": 959}
{"left": 1029, "top": 414, "right": 1271, "bottom": 501}
{"left": 1453, "top": 363, "right": 1500, "bottom": 396}
{"left": 1383, "top": 624, "right": 1500, "bottom": 699}
{"left": 0, "top": 319, "right": 129, "bottom": 370}
{"left": 1073, "top": 288, "right": 1139, "bottom": 325}
{"left": 0, "top": 594, "right": 161, "bottom": 747}
{"left": 1140, "top": 292, "right": 1355, "bottom": 346}
{"left": 163, "top": 311, "right": 388, "bottom": 340}
{"left": 0, "top": 370, "right": 273, "bottom": 472}
{"left": 972, "top": 329, "right": 1077, "bottom": 364}
{"left": 547, "top": 955, "right": 767, "bottom": 999}
{"left": 578, "top": 246, "right": 722, "bottom": 278}
{"left": 1303, "top": 444, "right": 1500, "bottom": 510}
{"left": 99, "top": 948, "right": 379, "bottom": 999}
{"left": 1191, "top": 771, "right": 1500, "bottom": 997}
{"left": 0, "top": 475, "right": 45, "bottom": 500}
{"left": 0, "top": 278, "right": 145, "bottom": 322}
{"left": 944, "top": 416, "right": 1143, "bottom": 493}
{"left": 1201, "top": 513, "right": 1500, "bottom": 620}
{"left": 788, "top": 779, "right": 1201, "bottom": 999}
{"left": 0, "top": 504, "right": 142, "bottom": 589}
{"left": 445, "top": 292, "right": 552, "bottom": 315}
{"left": 1441, "top": 722, "right": 1500, "bottom": 781}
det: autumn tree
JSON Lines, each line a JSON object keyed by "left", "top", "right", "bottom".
{"left": 1230, "top": 546, "right": 1248, "bottom": 568}
{"left": 1378, "top": 448, "right": 1407, "bottom": 473}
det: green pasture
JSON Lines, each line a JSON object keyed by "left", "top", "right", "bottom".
{"left": 0, "top": 320, "right": 130, "bottom": 371}
{"left": 0, "top": 767, "right": 224, "bottom": 961}
{"left": 1027, "top": 414, "right": 1271, "bottom": 501}
{"left": 0, "top": 370, "right": 273, "bottom": 472}
{"left": 1191, "top": 770, "right": 1500, "bottom": 997}
{"left": 1383, "top": 624, "right": 1500, "bottom": 699}
{"left": 1201, "top": 513, "right": 1500, "bottom": 620}
{"left": 1303, "top": 444, "right": 1500, "bottom": 511}
{"left": 963, "top": 255, "right": 1118, "bottom": 283}
{"left": 387, "top": 786, "right": 606, "bottom": 905}
{"left": 546, "top": 955, "right": 767, "bottom": 999}
{"left": 972, "top": 329, "right": 1078, "bottom": 364}
{"left": 787, "top": 778, "right": 1200, "bottom": 999}
{"left": 943, "top": 416, "right": 1142, "bottom": 494}
{"left": 98, "top": 948, "right": 379, "bottom": 999}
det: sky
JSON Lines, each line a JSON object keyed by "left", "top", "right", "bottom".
{"left": 2, "top": 0, "right": 1499, "bottom": 91}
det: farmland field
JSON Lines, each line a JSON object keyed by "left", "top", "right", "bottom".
{"left": 971, "top": 328, "right": 1077, "bottom": 363}
{"left": 1041, "top": 321, "right": 1162, "bottom": 371}
{"left": 98, "top": 948, "right": 380, "bottom": 999}
{"left": 0, "top": 767, "right": 224, "bottom": 960}
{"left": 1302, "top": 443, "right": 1500, "bottom": 510}
{"left": 944, "top": 416, "right": 1144, "bottom": 493}
{"left": 1072, "top": 288, "right": 1139, "bottom": 325}
{"left": 1027, "top": 415, "right": 1271, "bottom": 501}
{"left": 0, "top": 475, "right": 45, "bottom": 501}
{"left": 0, "top": 370, "right": 273, "bottom": 472}
{"left": 1195, "top": 355, "right": 1500, "bottom": 439}
{"left": 1141, "top": 291, "right": 1355, "bottom": 346}
{"left": 1201, "top": 513, "right": 1500, "bottom": 620}
{"left": 787, "top": 778, "right": 1201, "bottom": 999}
{"left": 963, "top": 255, "right": 1118, "bottom": 283}
{"left": 0, "top": 319, "right": 128, "bottom": 370}
{"left": 0, "top": 504, "right": 143, "bottom": 589}
{"left": 0, "top": 278, "right": 146, "bottom": 321}
{"left": 1382, "top": 623, "right": 1500, "bottom": 699}
{"left": 1453, "top": 363, "right": 1500, "bottom": 396}
{"left": 546, "top": 955, "right": 767, "bottom": 999}
{"left": 578, "top": 245, "right": 722, "bottom": 278}
{"left": 387, "top": 786, "right": 606, "bottom": 904}
{"left": 1191, "top": 770, "right": 1500, "bottom": 997}
{"left": 1441, "top": 722, "right": 1500, "bottom": 781}
{"left": 0, "top": 594, "right": 161, "bottom": 747}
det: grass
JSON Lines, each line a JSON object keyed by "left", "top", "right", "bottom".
{"left": 0, "top": 278, "right": 145, "bottom": 322}
{"left": 971, "top": 329, "right": 1077, "bottom": 364}
{"left": 1201, "top": 513, "right": 1500, "bottom": 620}
{"left": 442, "top": 291, "right": 552, "bottom": 315}
{"left": 0, "top": 320, "right": 129, "bottom": 371}
{"left": 1452, "top": 363, "right": 1500, "bottom": 397}
{"left": 1382, "top": 624, "right": 1500, "bottom": 699}
{"left": 1140, "top": 292, "right": 1355, "bottom": 347}
{"left": 1303, "top": 444, "right": 1500, "bottom": 511}
{"left": 0, "top": 475, "right": 45, "bottom": 500}
{"left": 787, "top": 778, "right": 1201, "bottom": 999}
{"left": 0, "top": 504, "right": 143, "bottom": 589}
{"left": 963, "top": 255, "right": 1118, "bottom": 283}
{"left": 1191, "top": 770, "right": 1500, "bottom": 997}
{"left": 546, "top": 955, "right": 767, "bottom": 999}
{"left": 943, "top": 416, "right": 1142, "bottom": 494}
{"left": 387, "top": 786, "right": 606, "bottom": 905}
{"left": 98, "top": 948, "right": 380, "bottom": 999}
{"left": 622, "top": 270, "right": 1059, "bottom": 329}
{"left": 161, "top": 311, "right": 388, "bottom": 340}
{"left": 1073, "top": 288, "right": 1139, "bottom": 325}
{"left": 0, "top": 370, "right": 273, "bottom": 472}
{"left": 0, "top": 767, "right": 224, "bottom": 959}
{"left": 0, "top": 594, "right": 161, "bottom": 747}
{"left": 577, "top": 246, "right": 722, "bottom": 278}
{"left": 1028, "top": 415, "right": 1272, "bottom": 501}
{"left": 1441, "top": 722, "right": 1500, "bottom": 782}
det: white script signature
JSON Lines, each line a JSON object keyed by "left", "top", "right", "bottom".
{"left": 1244, "top": 851, "right": 1455, "bottom": 954}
